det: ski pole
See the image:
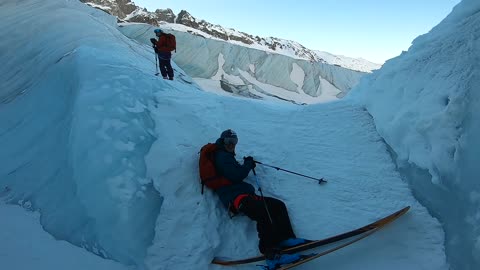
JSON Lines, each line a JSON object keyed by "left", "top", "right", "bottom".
{"left": 154, "top": 52, "right": 159, "bottom": 76}
{"left": 252, "top": 168, "right": 274, "bottom": 225}
{"left": 254, "top": 160, "right": 327, "bottom": 184}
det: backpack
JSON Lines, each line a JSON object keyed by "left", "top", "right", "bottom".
{"left": 164, "top": 33, "right": 176, "bottom": 52}
{"left": 199, "top": 143, "right": 232, "bottom": 194}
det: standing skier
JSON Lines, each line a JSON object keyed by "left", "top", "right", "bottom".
{"left": 206, "top": 129, "right": 307, "bottom": 269}
{"left": 150, "top": 28, "right": 175, "bottom": 80}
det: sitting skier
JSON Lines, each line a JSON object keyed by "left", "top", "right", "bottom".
{"left": 202, "top": 129, "right": 308, "bottom": 269}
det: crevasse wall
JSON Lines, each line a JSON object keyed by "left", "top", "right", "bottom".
{"left": 119, "top": 24, "right": 365, "bottom": 98}
{"left": 348, "top": 1, "right": 480, "bottom": 269}
{"left": 0, "top": 0, "right": 162, "bottom": 266}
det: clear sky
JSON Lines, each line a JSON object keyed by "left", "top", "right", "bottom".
{"left": 133, "top": 0, "right": 461, "bottom": 64}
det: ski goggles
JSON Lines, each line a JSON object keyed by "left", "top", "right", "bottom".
{"left": 224, "top": 137, "right": 238, "bottom": 145}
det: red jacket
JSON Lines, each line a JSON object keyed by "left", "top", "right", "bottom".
{"left": 155, "top": 34, "right": 171, "bottom": 53}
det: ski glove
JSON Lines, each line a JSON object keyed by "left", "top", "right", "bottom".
{"left": 243, "top": 156, "right": 256, "bottom": 169}
{"left": 150, "top": 38, "right": 157, "bottom": 45}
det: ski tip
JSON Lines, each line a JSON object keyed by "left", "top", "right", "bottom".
{"left": 211, "top": 256, "right": 234, "bottom": 265}
{"left": 393, "top": 206, "right": 410, "bottom": 216}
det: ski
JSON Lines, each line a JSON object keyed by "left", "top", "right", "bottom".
{"left": 276, "top": 228, "right": 379, "bottom": 269}
{"left": 211, "top": 206, "right": 410, "bottom": 266}
{"left": 256, "top": 253, "right": 318, "bottom": 270}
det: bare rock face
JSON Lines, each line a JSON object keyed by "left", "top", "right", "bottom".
{"left": 175, "top": 10, "right": 256, "bottom": 45}
{"left": 127, "top": 13, "right": 157, "bottom": 25}
{"left": 128, "top": 8, "right": 176, "bottom": 26}
{"left": 116, "top": 0, "right": 136, "bottom": 15}
{"left": 154, "top": 9, "right": 175, "bottom": 23}
{"left": 176, "top": 10, "right": 199, "bottom": 28}
{"left": 80, "top": 0, "right": 135, "bottom": 18}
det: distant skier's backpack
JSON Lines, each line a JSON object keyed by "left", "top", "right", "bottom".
{"left": 164, "top": 33, "right": 176, "bottom": 52}
{"left": 199, "top": 143, "right": 232, "bottom": 194}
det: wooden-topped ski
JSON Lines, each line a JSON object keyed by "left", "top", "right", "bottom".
{"left": 277, "top": 228, "right": 378, "bottom": 269}
{"left": 212, "top": 206, "right": 410, "bottom": 266}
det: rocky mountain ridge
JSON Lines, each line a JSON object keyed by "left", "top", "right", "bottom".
{"left": 80, "top": 0, "right": 380, "bottom": 71}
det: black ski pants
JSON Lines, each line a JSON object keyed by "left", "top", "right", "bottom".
{"left": 159, "top": 58, "right": 174, "bottom": 79}
{"left": 238, "top": 195, "right": 296, "bottom": 254}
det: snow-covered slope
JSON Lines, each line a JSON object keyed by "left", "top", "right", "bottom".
{"left": 0, "top": 201, "right": 129, "bottom": 270}
{"left": 314, "top": 50, "right": 381, "bottom": 73}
